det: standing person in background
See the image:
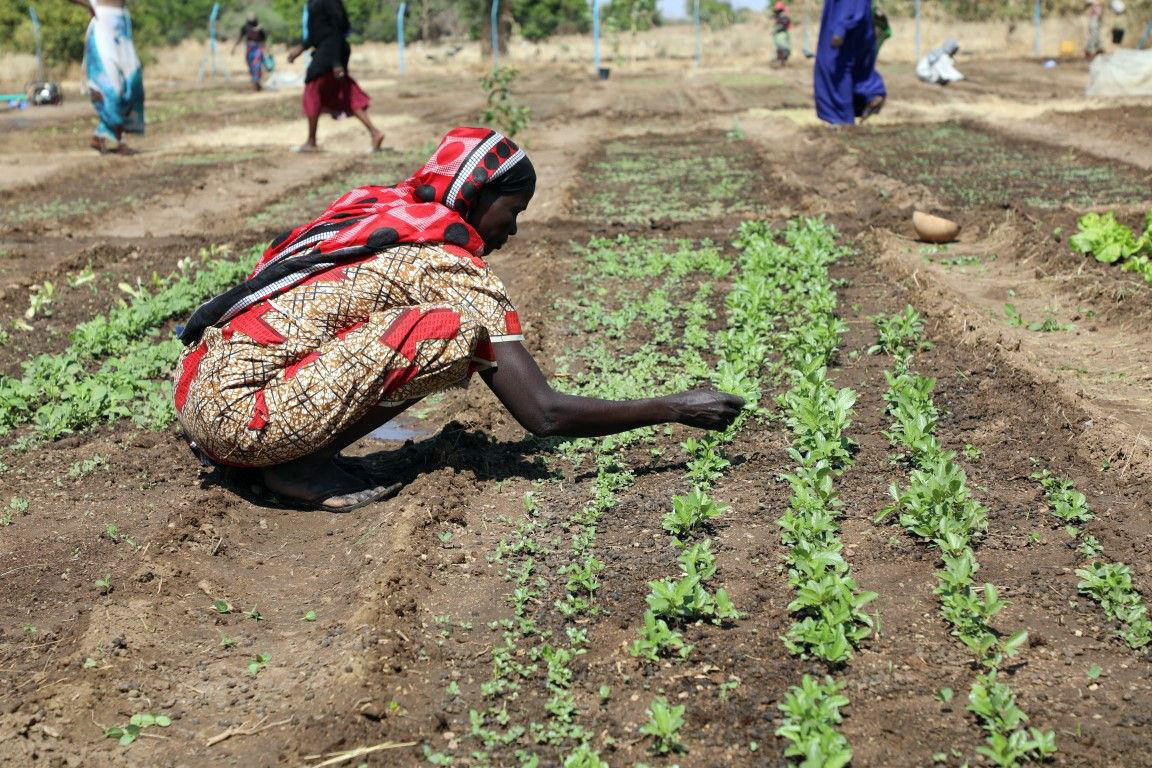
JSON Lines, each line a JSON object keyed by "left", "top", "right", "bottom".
{"left": 1084, "top": 0, "right": 1105, "bottom": 57}
{"left": 69, "top": 0, "right": 144, "bottom": 154}
{"left": 916, "top": 39, "right": 964, "bottom": 85}
{"left": 772, "top": 2, "right": 793, "bottom": 66}
{"left": 813, "top": 0, "right": 886, "bottom": 125}
{"left": 286, "top": 0, "right": 385, "bottom": 153}
{"left": 232, "top": 13, "right": 270, "bottom": 91}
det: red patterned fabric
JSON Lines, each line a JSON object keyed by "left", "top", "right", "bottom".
{"left": 179, "top": 127, "right": 528, "bottom": 346}
{"left": 251, "top": 126, "right": 524, "bottom": 275}
{"left": 301, "top": 70, "right": 370, "bottom": 118}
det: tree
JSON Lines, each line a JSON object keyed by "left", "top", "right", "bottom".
{"left": 603, "top": 0, "right": 661, "bottom": 33}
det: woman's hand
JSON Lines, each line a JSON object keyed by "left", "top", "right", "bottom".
{"left": 286, "top": 44, "right": 305, "bottom": 63}
{"left": 669, "top": 389, "right": 745, "bottom": 431}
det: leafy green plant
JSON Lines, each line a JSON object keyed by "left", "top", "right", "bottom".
{"left": 639, "top": 697, "right": 685, "bottom": 755}
{"left": 775, "top": 675, "right": 852, "bottom": 768}
{"left": 247, "top": 652, "right": 271, "bottom": 677}
{"left": 661, "top": 489, "right": 725, "bottom": 538}
{"left": 480, "top": 66, "right": 531, "bottom": 138}
{"left": 1077, "top": 562, "right": 1152, "bottom": 650}
{"left": 104, "top": 713, "right": 172, "bottom": 746}
{"left": 1069, "top": 211, "right": 1142, "bottom": 264}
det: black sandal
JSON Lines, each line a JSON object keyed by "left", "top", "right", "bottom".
{"left": 277, "top": 481, "right": 402, "bottom": 513}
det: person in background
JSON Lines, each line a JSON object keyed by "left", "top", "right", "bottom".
{"left": 69, "top": 0, "right": 144, "bottom": 154}
{"left": 814, "top": 0, "right": 886, "bottom": 125}
{"left": 232, "top": 12, "right": 269, "bottom": 91}
{"left": 286, "top": 0, "right": 384, "bottom": 153}
{"left": 916, "top": 40, "right": 964, "bottom": 85}
{"left": 1084, "top": 0, "right": 1105, "bottom": 57}
{"left": 772, "top": 2, "right": 793, "bottom": 66}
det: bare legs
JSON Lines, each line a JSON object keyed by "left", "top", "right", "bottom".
{"left": 261, "top": 400, "right": 417, "bottom": 510}
{"left": 351, "top": 107, "right": 386, "bottom": 152}
{"left": 296, "top": 114, "right": 321, "bottom": 152}
{"left": 297, "top": 110, "right": 384, "bottom": 153}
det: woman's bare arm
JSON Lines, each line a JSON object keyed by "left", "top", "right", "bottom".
{"left": 480, "top": 340, "right": 743, "bottom": 438}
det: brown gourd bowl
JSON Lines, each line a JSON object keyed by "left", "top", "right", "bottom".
{"left": 912, "top": 211, "right": 961, "bottom": 244}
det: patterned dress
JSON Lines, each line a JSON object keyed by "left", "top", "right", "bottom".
{"left": 174, "top": 127, "right": 529, "bottom": 468}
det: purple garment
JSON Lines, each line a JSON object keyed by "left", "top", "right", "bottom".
{"left": 813, "top": 0, "right": 886, "bottom": 125}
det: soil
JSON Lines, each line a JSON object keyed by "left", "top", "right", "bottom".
{"left": 1, "top": 40, "right": 1151, "bottom": 768}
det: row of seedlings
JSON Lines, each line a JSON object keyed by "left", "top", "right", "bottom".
{"left": 0, "top": 245, "right": 257, "bottom": 440}
{"left": 741, "top": 219, "right": 875, "bottom": 766}
{"left": 874, "top": 306, "right": 1057, "bottom": 767}
{"left": 1031, "top": 469, "right": 1152, "bottom": 651}
{"left": 444, "top": 237, "right": 736, "bottom": 767}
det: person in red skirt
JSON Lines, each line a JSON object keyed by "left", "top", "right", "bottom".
{"left": 286, "top": 0, "right": 385, "bottom": 152}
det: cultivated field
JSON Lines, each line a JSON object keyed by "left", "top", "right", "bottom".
{"left": 1, "top": 38, "right": 1151, "bottom": 768}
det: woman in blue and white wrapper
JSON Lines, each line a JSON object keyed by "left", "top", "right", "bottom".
{"left": 71, "top": 0, "right": 145, "bottom": 154}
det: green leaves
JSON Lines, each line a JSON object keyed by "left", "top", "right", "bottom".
{"left": 662, "top": 489, "right": 725, "bottom": 538}
{"left": 1076, "top": 562, "right": 1152, "bottom": 650}
{"left": 0, "top": 245, "right": 258, "bottom": 438}
{"left": 639, "top": 697, "right": 685, "bottom": 755}
{"left": 1069, "top": 211, "right": 1141, "bottom": 264}
{"left": 103, "top": 712, "right": 172, "bottom": 747}
{"left": 775, "top": 676, "right": 852, "bottom": 768}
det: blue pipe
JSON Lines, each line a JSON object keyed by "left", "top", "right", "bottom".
{"left": 1033, "top": 0, "right": 1042, "bottom": 56}
{"left": 397, "top": 2, "right": 406, "bottom": 73}
{"left": 694, "top": 0, "right": 702, "bottom": 67}
{"left": 914, "top": 0, "right": 921, "bottom": 61}
{"left": 491, "top": 0, "right": 500, "bottom": 70}
{"left": 593, "top": 0, "right": 601, "bottom": 75}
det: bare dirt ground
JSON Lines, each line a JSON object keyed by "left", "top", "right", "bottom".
{"left": 1, "top": 41, "right": 1151, "bottom": 768}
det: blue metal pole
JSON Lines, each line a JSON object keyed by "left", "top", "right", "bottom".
{"left": 914, "top": 0, "right": 921, "bottom": 61}
{"left": 1033, "top": 0, "right": 1042, "bottom": 56}
{"left": 28, "top": 7, "right": 43, "bottom": 81}
{"left": 593, "top": 0, "right": 601, "bottom": 75}
{"left": 694, "top": 0, "right": 702, "bottom": 67}
{"left": 491, "top": 0, "right": 500, "bottom": 70}
{"left": 397, "top": 2, "right": 406, "bottom": 73}
{"left": 209, "top": 2, "right": 220, "bottom": 78}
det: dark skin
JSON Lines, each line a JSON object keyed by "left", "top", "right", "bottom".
{"left": 262, "top": 188, "right": 745, "bottom": 510}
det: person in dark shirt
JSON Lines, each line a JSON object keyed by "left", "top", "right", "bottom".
{"left": 232, "top": 13, "right": 269, "bottom": 91}
{"left": 286, "top": 0, "right": 385, "bottom": 152}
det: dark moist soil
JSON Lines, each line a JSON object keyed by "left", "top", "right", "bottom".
{"left": 839, "top": 120, "right": 1152, "bottom": 212}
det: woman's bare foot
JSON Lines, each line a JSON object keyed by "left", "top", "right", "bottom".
{"left": 370, "top": 130, "right": 385, "bottom": 153}
{"left": 263, "top": 455, "right": 393, "bottom": 511}
{"left": 293, "top": 142, "right": 320, "bottom": 153}
{"left": 859, "top": 95, "right": 885, "bottom": 123}
{"left": 89, "top": 136, "right": 108, "bottom": 154}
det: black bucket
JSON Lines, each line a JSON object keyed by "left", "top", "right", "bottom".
{"left": 597, "top": 67, "right": 611, "bottom": 80}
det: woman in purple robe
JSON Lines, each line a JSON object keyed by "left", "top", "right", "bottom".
{"left": 813, "top": 0, "right": 886, "bottom": 125}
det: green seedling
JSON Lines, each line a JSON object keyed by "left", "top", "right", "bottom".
{"left": 640, "top": 697, "right": 685, "bottom": 755}
{"left": 937, "top": 687, "right": 954, "bottom": 703}
{"left": 1088, "top": 663, "right": 1102, "bottom": 680}
{"left": 247, "top": 652, "right": 271, "bottom": 676}
{"left": 245, "top": 607, "right": 264, "bottom": 622}
{"left": 94, "top": 575, "right": 112, "bottom": 594}
{"left": 212, "top": 600, "right": 232, "bottom": 614}
{"left": 104, "top": 713, "right": 172, "bottom": 746}
{"left": 303, "top": 610, "right": 316, "bottom": 622}
{"left": 662, "top": 489, "right": 725, "bottom": 538}
{"left": 963, "top": 444, "right": 983, "bottom": 462}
